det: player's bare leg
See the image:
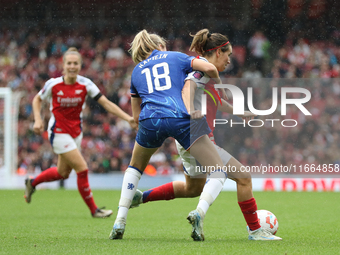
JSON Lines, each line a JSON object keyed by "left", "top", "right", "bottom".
{"left": 24, "top": 154, "right": 72, "bottom": 204}
{"left": 130, "top": 174, "right": 206, "bottom": 208}
{"left": 226, "top": 157, "right": 254, "bottom": 202}
{"left": 173, "top": 174, "right": 207, "bottom": 197}
{"left": 60, "top": 149, "right": 113, "bottom": 218}
{"left": 189, "top": 135, "right": 224, "bottom": 170}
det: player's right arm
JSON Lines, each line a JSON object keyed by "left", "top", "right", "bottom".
{"left": 32, "top": 78, "right": 54, "bottom": 135}
{"left": 130, "top": 72, "right": 142, "bottom": 125}
{"left": 32, "top": 94, "right": 44, "bottom": 135}
{"left": 131, "top": 97, "right": 142, "bottom": 125}
{"left": 191, "top": 58, "right": 221, "bottom": 84}
{"left": 182, "top": 79, "right": 203, "bottom": 119}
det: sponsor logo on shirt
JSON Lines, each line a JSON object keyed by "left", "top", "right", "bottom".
{"left": 57, "top": 97, "right": 82, "bottom": 107}
{"left": 193, "top": 71, "right": 204, "bottom": 80}
{"left": 57, "top": 90, "right": 64, "bottom": 96}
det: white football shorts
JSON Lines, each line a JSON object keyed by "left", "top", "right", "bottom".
{"left": 48, "top": 132, "right": 83, "bottom": 154}
{"left": 175, "top": 138, "right": 232, "bottom": 177}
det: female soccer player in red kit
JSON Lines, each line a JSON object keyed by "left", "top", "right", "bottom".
{"left": 25, "top": 47, "right": 137, "bottom": 218}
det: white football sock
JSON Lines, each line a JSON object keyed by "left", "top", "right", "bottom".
{"left": 197, "top": 200, "right": 210, "bottom": 215}
{"left": 197, "top": 173, "right": 226, "bottom": 216}
{"left": 116, "top": 167, "right": 142, "bottom": 221}
{"left": 117, "top": 207, "right": 129, "bottom": 219}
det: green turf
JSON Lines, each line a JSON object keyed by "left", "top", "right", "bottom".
{"left": 0, "top": 190, "right": 339, "bottom": 255}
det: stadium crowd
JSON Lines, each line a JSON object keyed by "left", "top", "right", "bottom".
{"left": 1, "top": 0, "right": 340, "bottom": 176}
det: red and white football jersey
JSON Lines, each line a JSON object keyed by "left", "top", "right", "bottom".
{"left": 38, "top": 75, "right": 100, "bottom": 138}
{"left": 185, "top": 60, "right": 220, "bottom": 137}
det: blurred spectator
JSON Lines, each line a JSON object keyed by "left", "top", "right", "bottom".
{"left": 106, "top": 37, "right": 125, "bottom": 60}
{"left": 51, "top": 37, "right": 67, "bottom": 56}
{"left": 247, "top": 31, "right": 269, "bottom": 74}
{"left": 242, "top": 63, "right": 262, "bottom": 80}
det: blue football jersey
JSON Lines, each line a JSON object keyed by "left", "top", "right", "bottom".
{"left": 131, "top": 50, "right": 195, "bottom": 120}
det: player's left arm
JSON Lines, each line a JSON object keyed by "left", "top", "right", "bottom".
{"left": 97, "top": 95, "right": 137, "bottom": 129}
{"left": 218, "top": 99, "right": 256, "bottom": 121}
{"left": 217, "top": 99, "right": 233, "bottom": 114}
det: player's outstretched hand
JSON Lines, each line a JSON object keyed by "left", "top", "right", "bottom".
{"left": 33, "top": 119, "right": 44, "bottom": 135}
{"left": 190, "top": 110, "right": 204, "bottom": 119}
{"left": 212, "top": 77, "right": 221, "bottom": 85}
{"left": 237, "top": 111, "right": 257, "bottom": 122}
{"left": 128, "top": 117, "right": 138, "bottom": 130}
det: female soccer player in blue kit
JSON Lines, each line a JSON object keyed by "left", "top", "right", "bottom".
{"left": 109, "top": 30, "right": 225, "bottom": 239}
{"left": 130, "top": 29, "right": 282, "bottom": 241}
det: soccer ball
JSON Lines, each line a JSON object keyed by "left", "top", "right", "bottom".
{"left": 247, "top": 209, "right": 279, "bottom": 235}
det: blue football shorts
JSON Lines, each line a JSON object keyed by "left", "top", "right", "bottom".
{"left": 136, "top": 117, "right": 211, "bottom": 150}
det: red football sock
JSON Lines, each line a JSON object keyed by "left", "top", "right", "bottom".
{"left": 238, "top": 197, "right": 261, "bottom": 231}
{"left": 143, "top": 182, "right": 175, "bottom": 203}
{"left": 31, "top": 167, "right": 64, "bottom": 187}
{"left": 77, "top": 170, "right": 97, "bottom": 214}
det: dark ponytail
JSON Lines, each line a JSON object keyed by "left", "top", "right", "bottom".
{"left": 189, "top": 29, "right": 230, "bottom": 57}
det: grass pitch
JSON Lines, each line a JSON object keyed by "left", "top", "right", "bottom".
{"left": 0, "top": 189, "right": 339, "bottom": 255}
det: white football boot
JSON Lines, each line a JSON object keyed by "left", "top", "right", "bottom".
{"left": 248, "top": 228, "right": 282, "bottom": 241}
{"left": 187, "top": 208, "right": 205, "bottom": 241}
{"left": 109, "top": 217, "right": 126, "bottom": 240}
{"left": 130, "top": 189, "right": 143, "bottom": 208}
{"left": 92, "top": 208, "right": 113, "bottom": 218}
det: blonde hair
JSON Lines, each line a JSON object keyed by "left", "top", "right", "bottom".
{"left": 190, "top": 29, "right": 230, "bottom": 57}
{"left": 129, "top": 30, "right": 166, "bottom": 63}
{"left": 63, "top": 47, "right": 82, "bottom": 63}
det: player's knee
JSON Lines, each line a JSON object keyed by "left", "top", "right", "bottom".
{"left": 185, "top": 182, "right": 204, "bottom": 197}
{"left": 60, "top": 172, "right": 70, "bottom": 179}
{"left": 58, "top": 169, "right": 71, "bottom": 179}
{"left": 236, "top": 175, "right": 252, "bottom": 187}
{"left": 186, "top": 187, "right": 203, "bottom": 197}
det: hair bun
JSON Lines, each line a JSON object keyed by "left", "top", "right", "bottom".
{"left": 67, "top": 47, "right": 78, "bottom": 52}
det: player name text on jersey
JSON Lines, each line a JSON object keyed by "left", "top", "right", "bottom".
{"left": 138, "top": 54, "right": 168, "bottom": 68}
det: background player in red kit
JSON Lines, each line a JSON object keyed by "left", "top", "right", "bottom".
{"left": 25, "top": 47, "right": 137, "bottom": 218}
